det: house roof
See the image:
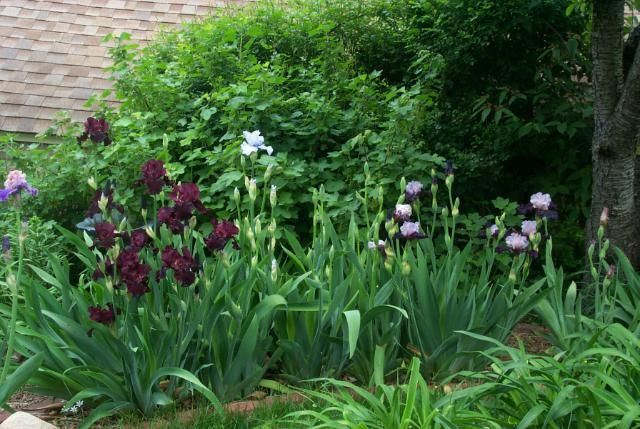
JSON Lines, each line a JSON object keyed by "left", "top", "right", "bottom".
{"left": 0, "top": 0, "right": 239, "bottom": 136}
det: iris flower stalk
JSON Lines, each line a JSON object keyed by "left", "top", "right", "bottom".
{"left": 1, "top": 205, "right": 26, "bottom": 385}
{"left": 1, "top": 171, "right": 37, "bottom": 386}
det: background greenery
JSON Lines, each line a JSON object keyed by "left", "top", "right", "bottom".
{"left": 3, "top": 1, "right": 640, "bottom": 428}
{"left": 2, "top": 0, "right": 593, "bottom": 269}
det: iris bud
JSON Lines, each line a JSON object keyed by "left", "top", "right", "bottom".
{"left": 270, "top": 185, "right": 277, "bottom": 208}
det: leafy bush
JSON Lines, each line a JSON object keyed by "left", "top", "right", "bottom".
{"left": 94, "top": 2, "right": 442, "bottom": 237}
{"left": 408, "top": 0, "right": 593, "bottom": 270}
{"left": 1, "top": 116, "right": 155, "bottom": 229}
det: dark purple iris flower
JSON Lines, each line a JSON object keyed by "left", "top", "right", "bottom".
{"left": 169, "top": 183, "right": 208, "bottom": 216}
{"left": 94, "top": 222, "right": 117, "bottom": 249}
{"left": 139, "top": 160, "right": 170, "bottom": 195}
{"left": 129, "top": 230, "right": 149, "bottom": 251}
{"left": 444, "top": 160, "right": 455, "bottom": 176}
{"left": 205, "top": 219, "right": 239, "bottom": 251}
{"left": 161, "top": 246, "right": 199, "bottom": 286}
{"left": 116, "top": 249, "right": 150, "bottom": 297}
{"left": 78, "top": 117, "right": 112, "bottom": 146}
{"left": 88, "top": 303, "right": 116, "bottom": 325}
{"left": 157, "top": 207, "right": 184, "bottom": 234}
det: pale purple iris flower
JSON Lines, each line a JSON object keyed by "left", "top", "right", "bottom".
{"left": 530, "top": 192, "right": 552, "bottom": 211}
{"left": 368, "top": 240, "right": 386, "bottom": 249}
{"left": 0, "top": 170, "right": 38, "bottom": 202}
{"left": 521, "top": 220, "right": 537, "bottom": 237}
{"left": 405, "top": 180, "right": 423, "bottom": 203}
{"left": 505, "top": 233, "right": 529, "bottom": 253}
{"left": 400, "top": 221, "right": 423, "bottom": 239}
{"left": 394, "top": 204, "right": 412, "bottom": 222}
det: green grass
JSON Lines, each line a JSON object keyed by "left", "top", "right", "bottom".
{"left": 113, "top": 398, "right": 311, "bottom": 429}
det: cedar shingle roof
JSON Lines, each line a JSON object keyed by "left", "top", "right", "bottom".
{"left": 0, "top": 0, "right": 238, "bottom": 135}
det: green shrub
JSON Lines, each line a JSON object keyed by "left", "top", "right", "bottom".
{"left": 95, "top": 2, "right": 442, "bottom": 238}
{"left": 409, "top": 0, "right": 593, "bottom": 270}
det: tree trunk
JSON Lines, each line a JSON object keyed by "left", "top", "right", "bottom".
{"left": 590, "top": 0, "right": 640, "bottom": 268}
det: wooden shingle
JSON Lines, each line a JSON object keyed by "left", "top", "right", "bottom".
{"left": 0, "top": 0, "right": 244, "bottom": 134}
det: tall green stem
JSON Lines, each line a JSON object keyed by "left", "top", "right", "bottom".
{"left": 0, "top": 209, "right": 24, "bottom": 384}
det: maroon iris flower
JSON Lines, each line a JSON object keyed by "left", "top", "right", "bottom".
{"left": 205, "top": 219, "right": 239, "bottom": 251}
{"left": 139, "top": 160, "right": 169, "bottom": 195}
{"left": 169, "top": 183, "right": 207, "bottom": 215}
{"left": 94, "top": 222, "right": 117, "bottom": 249}
{"left": 215, "top": 220, "right": 239, "bottom": 238}
{"left": 78, "top": 117, "right": 112, "bottom": 146}
{"left": 116, "top": 249, "right": 151, "bottom": 297}
{"left": 161, "top": 246, "right": 199, "bottom": 286}
{"left": 129, "top": 230, "right": 149, "bottom": 251}
{"left": 157, "top": 207, "right": 184, "bottom": 234}
{"left": 88, "top": 304, "right": 116, "bottom": 325}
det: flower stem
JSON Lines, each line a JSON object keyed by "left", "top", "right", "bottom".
{"left": 0, "top": 209, "right": 24, "bottom": 385}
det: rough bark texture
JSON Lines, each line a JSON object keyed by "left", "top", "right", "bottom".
{"left": 590, "top": 0, "right": 640, "bottom": 267}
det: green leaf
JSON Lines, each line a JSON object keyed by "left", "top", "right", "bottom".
{"left": 0, "top": 353, "right": 44, "bottom": 405}
{"left": 343, "top": 310, "right": 361, "bottom": 359}
{"left": 516, "top": 404, "right": 546, "bottom": 429}
{"left": 150, "top": 367, "right": 223, "bottom": 413}
{"left": 27, "top": 265, "right": 65, "bottom": 290}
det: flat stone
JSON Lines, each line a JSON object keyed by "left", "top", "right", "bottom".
{"left": 0, "top": 412, "right": 57, "bottom": 429}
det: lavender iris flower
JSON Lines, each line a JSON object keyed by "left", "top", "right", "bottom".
{"left": 0, "top": 170, "right": 38, "bottom": 202}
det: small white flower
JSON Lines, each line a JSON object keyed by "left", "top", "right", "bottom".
{"left": 505, "top": 233, "right": 529, "bottom": 253}
{"left": 530, "top": 192, "right": 552, "bottom": 211}
{"left": 394, "top": 204, "right": 412, "bottom": 221}
{"left": 241, "top": 130, "right": 273, "bottom": 156}
{"left": 490, "top": 224, "right": 499, "bottom": 237}
{"left": 62, "top": 400, "right": 84, "bottom": 415}
{"left": 521, "top": 220, "right": 537, "bottom": 237}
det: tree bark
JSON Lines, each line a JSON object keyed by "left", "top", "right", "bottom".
{"left": 590, "top": 0, "right": 640, "bottom": 267}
